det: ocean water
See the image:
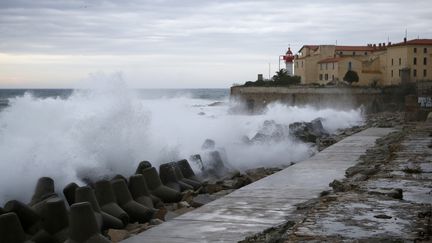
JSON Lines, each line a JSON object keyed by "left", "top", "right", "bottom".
{"left": 0, "top": 86, "right": 364, "bottom": 204}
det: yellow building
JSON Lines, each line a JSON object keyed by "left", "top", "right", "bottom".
{"left": 294, "top": 38, "right": 432, "bottom": 86}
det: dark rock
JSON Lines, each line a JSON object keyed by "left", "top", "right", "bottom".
{"left": 4, "top": 200, "right": 41, "bottom": 235}
{"left": 190, "top": 194, "right": 216, "bottom": 207}
{"left": 94, "top": 180, "right": 130, "bottom": 225}
{"left": 289, "top": 118, "right": 329, "bottom": 143}
{"left": 245, "top": 167, "right": 268, "bottom": 182}
{"left": 329, "top": 180, "right": 352, "bottom": 192}
{"left": 111, "top": 179, "right": 155, "bottom": 223}
{"left": 65, "top": 202, "right": 111, "bottom": 243}
{"left": 141, "top": 167, "right": 182, "bottom": 203}
{"left": 251, "top": 120, "right": 289, "bottom": 143}
{"left": 63, "top": 183, "right": 79, "bottom": 206}
{"left": 202, "top": 139, "right": 216, "bottom": 150}
{"left": 387, "top": 188, "right": 403, "bottom": 199}
{"left": 0, "top": 212, "right": 28, "bottom": 243}
{"left": 374, "top": 214, "right": 392, "bottom": 219}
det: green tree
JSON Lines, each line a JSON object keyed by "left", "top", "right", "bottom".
{"left": 343, "top": 70, "right": 359, "bottom": 84}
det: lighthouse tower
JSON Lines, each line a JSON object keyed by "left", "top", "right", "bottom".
{"left": 283, "top": 47, "right": 294, "bottom": 76}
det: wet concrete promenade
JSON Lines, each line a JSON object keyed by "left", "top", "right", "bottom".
{"left": 122, "top": 128, "right": 395, "bottom": 243}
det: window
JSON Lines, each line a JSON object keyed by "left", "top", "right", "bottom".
{"left": 424, "top": 57, "right": 427, "bottom": 65}
{"left": 399, "top": 58, "right": 401, "bottom": 65}
{"left": 414, "top": 69, "right": 417, "bottom": 77}
{"left": 325, "top": 63, "right": 328, "bottom": 70}
{"left": 332, "top": 75, "right": 334, "bottom": 80}
{"left": 391, "top": 59, "right": 394, "bottom": 65}
{"left": 319, "top": 74, "right": 323, "bottom": 80}
{"left": 348, "top": 62, "right": 352, "bottom": 70}
{"left": 301, "top": 61, "right": 303, "bottom": 68}
{"left": 414, "top": 58, "right": 417, "bottom": 65}
{"left": 414, "top": 48, "right": 417, "bottom": 53}
{"left": 325, "top": 74, "right": 328, "bottom": 80}
{"left": 364, "top": 52, "right": 368, "bottom": 55}
{"left": 391, "top": 70, "right": 393, "bottom": 77}
{"left": 353, "top": 52, "right": 356, "bottom": 56}
{"left": 425, "top": 69, "right": 428, "bottom": 77}
{"left": 320, "top": 64, "right": 323, "bottom": 70}
{"left": 424, "top": 48, "right": 428, "bottom": 53}
{"left": 339, "top": 51, "right": 343, "bottom": 55}
{"left": 332, "top": 63, "right": 335, "bottom": 69}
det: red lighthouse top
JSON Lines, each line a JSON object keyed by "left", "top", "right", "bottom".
{"left": 283, "top": 47, "right": 294, "bottom": 63}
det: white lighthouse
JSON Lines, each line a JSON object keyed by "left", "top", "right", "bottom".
{"left": 283, "top": 47, "right": 294, "bottom": 76}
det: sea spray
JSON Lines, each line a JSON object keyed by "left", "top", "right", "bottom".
{"left": 0, "top": 83, "right": 364, "bottom": 204}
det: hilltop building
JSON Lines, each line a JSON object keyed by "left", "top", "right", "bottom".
{"left": 293, "top": 38, "right": 432, "bottom": 86}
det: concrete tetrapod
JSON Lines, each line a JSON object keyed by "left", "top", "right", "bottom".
{"left": 38, "top": 198, "right": 69, "bottom": 243}
{"left": 135, "top": 161, "right": 152, "bottom": 175}
{"left": 0, "top": 212, "right": 33, "bottom": 243}
{"left": 75, "top": 186, "right": 124, "bottom": 230}
{"left": 63, "top": 182, "right": 79, "bottom": 206}
{"left": 173, "top": 161, "right": 202, "bottom": 190}
{"left": 94, "top": 180, "right": 129, "bottom": 225}
{"left": 177, "top": 159, "right": 204, "bottom": 183}
{"left": 112, "top": 174, "right": 128, "bottom": 183}
{"left": 128, "top": 174, "right": 155, "bottom": 209}
{"left": 141, "top": 167, "right": 182, "bottom": 203}
{"left": 111, "top": 179, "right": 155, "bottom": 223}
{"left": 3, "top": 200, "right": 41, "bottom": 235}
{"left": 65, "top": 202, "right": 111, "bottom": 243}
{"left": 159, "top": 163, "right": 193, "bottom": 192}
{"left": 29, "top": 177, "right": 57, "bottom": 208}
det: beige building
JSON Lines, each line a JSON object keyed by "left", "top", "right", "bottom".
{"left": 294, "top": 38, "right": 432, "bottom": 86}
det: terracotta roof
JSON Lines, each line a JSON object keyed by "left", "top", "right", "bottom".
{"left": 317, "top": 57, "right": 343, "bottom": 64}
{"left": 391, "top": 39, "right": 432, "bottom": 47}
{"left": 298, "top": 45, "right": 319, "bottom": 52}
{"left": 335, "top": 46, "right": 376, "bottom": 51}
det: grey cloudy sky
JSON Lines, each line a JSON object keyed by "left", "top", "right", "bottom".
{"left": 1, "top": 0, "right": 431, "bottom": 88}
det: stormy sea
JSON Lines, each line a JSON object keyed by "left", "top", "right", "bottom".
{"left": 0, "top": 85, "right": 364, "bottom": 204}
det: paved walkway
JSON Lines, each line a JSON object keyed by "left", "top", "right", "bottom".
{"left": 122, "top": 128, "right": 395, "bottom": 243}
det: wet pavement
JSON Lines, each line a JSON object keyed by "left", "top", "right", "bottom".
{"left": 121, "top": 128, "right": 395, "bottom": 243}
{"left": 284, "top": 123, "right": 432, "bottom": 242}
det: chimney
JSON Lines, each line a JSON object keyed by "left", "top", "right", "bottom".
{"left": 388, "top": 42, "right": 391, "bottom": 46}
{"left": 404, "top": 37, "right": 407, "bottom": 43}
{"left": 373, "top": 44, "right": 376, "bottom": 48}
{"left": 383, "top": 43, "right": 386, "bottom": 47}
{"left": 379, "top": 43, "right": 382, "bottom": 48}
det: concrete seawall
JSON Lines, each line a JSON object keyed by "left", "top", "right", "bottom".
{"left": 230, "top": 86, "right": 404, "bottom": 112}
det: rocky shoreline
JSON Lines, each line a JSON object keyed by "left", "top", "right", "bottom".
{"left": 240, "top": 114, "right": 432, "bottom": 242}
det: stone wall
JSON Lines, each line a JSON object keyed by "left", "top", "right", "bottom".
{"left": 230, "top": 86, "right": 405, "bottom": 113}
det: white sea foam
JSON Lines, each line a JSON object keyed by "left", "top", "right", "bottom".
{"left": 0, "top": 81, "right": 364, "bottom": 204}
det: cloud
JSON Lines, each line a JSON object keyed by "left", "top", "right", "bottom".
{"left": 0, "top": 0, "right": 431, "bottom": 87}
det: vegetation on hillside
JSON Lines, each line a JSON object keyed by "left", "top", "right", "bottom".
{"left": 242, "top": 69, "right": 301, "bottom": 87}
